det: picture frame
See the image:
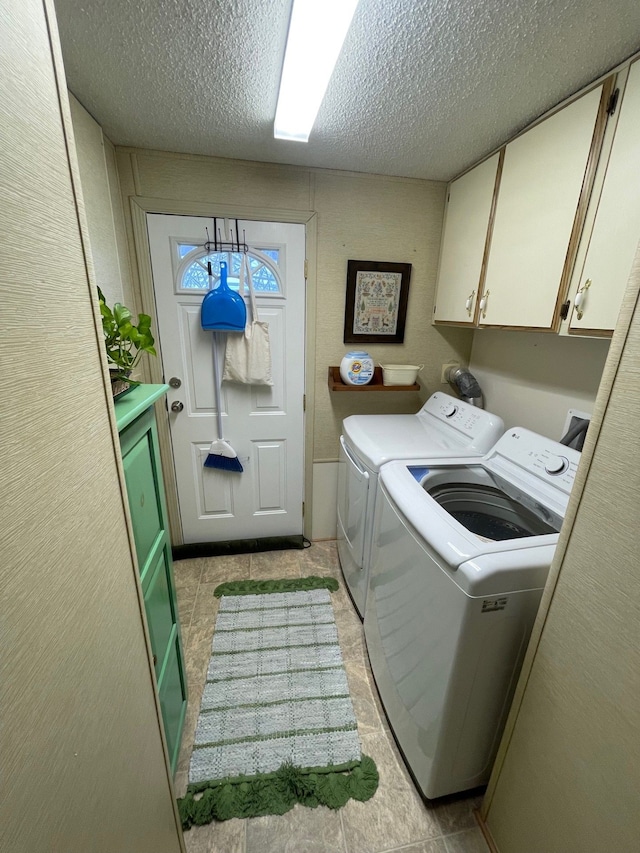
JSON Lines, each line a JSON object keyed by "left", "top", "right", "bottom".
{"left": 343, "top": 260, "right": 412, "bottom": 344}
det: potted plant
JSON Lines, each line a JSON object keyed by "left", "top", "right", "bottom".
{"left": 98, "top": 287, "right": 157, "bottom": 397}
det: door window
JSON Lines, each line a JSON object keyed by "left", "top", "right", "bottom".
{"left": 175, "top": 244, "right": 282, "bottom": 294}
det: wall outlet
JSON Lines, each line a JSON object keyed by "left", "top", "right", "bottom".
{"left": 441, "top": 362, "right": 460, "bottom": 383}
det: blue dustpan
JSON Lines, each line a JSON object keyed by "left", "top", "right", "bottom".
{"left": 201, "top": 260, "right": 247, "bottom": 331}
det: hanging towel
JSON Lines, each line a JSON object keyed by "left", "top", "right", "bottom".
{"left": 223, "top": 254, "right": 273, "bottom": 386}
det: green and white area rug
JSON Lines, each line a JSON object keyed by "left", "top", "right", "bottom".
{"left": 178, "top": 576, "right": 378, "bottom": 829}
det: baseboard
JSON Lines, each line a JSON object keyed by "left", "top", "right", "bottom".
{"left": 475, "top": 808, "right": 500, "bottom": 852}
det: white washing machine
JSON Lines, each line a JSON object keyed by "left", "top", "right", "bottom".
{"left": 363, "top": 427, "right": 581, "bottom": 799}
{"left": 336, "top": 393, "right": 503, "bottom": 617}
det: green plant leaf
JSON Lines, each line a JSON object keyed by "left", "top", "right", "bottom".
{"left": 98, "top": 291, "right": 157, "bottom": 374}
{"left": 113, "top": 303, "right": 132, "bottom": 325}
{"left": 117, "top": 320, "right": 134, "bottom": 339}
{"left": 99, "top": 302, "right": 114, "bottom": 321}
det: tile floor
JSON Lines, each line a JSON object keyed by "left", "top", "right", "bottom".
{"left": 173, "top": 541, "right": 489, "bottom": 853}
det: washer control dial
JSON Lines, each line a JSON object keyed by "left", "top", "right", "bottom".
{"left": 444, "top": 403, "right": 458, "bottom": 418}
{"left": 545, "top": 455, "right": 569, "bottom": 475}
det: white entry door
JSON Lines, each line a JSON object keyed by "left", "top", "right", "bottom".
{"left": 147, "top": 214, "right": 306, "bottom": 544}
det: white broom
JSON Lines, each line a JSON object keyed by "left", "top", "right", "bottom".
{"left": 204, "top": 330, "right": 243, "bottom": 472}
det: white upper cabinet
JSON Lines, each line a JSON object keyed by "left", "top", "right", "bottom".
{"left": 433, "top": 153, "right": 501, "bottom": 325}
{"left": 568, "top": 60, "right": 640, "bottom": 335}
{"left": 480, "top": 84, "right": 605, "bottom": 329}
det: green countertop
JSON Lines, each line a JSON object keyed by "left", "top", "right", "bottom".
{"left": 114, "top": 383, "right": 169, "bottom": 432}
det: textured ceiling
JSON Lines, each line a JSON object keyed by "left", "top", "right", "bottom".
{"left": 54, "top": 0, "right": 640, "bottom": 181}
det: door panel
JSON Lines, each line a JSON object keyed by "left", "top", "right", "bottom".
{"left": 182, "top": 304, "right": 217, "bottom": 412}
{"left": 147, "top": 214, "right": 305, "bottom": 544}
{"left": 198, "top": 448, "right": 234, "bottom": 515}
{"left": 254, "top": 440, "right": 287, "bottom": 511}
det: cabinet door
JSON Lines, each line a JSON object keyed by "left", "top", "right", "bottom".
{"left": 434, "top": 153, "right": 501, "bottom": 324}
{"left": 481, "top": 85, "right": 604, "bottom": 329}
{"left": 159, "top": 636, "right": 188, "bottom": 767}
{"left": 569, "top": 61, "right": 640, "bottom": 334}
{"left": 144, "top": 546, "right": 177, "bottom": 677}
{"left": 121, "top": 426, "right": 163, "bottom": 580}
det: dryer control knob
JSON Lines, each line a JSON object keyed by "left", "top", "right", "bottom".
{"left": 444, "top": 403, "right": 458, "bottom": 418}
{"left": 545, "top": 455, "right": 569, "bottom": 475}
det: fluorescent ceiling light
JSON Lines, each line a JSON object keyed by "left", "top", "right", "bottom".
{"left": 274, "top": 0, "right": 361, "bottom": 142}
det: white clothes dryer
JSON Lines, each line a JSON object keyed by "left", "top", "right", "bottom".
{"left": 336, "top": 393, "right": 503, "bottom": 617}
{"left": 364, "top": 428, "right": 581, "bottom": 799}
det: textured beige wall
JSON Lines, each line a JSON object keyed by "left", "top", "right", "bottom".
{"left": 69, "top": 93, "right": 133, "bottom": 308}
{"left": 469, "top": 328, "right": 610, "bottom": 438}
{"left": 0, "top": 2, "right": 183, "bottom": 850}
{"left": 104, "top": 134, "right": 136, "bottom": 307}
{"left": 482, "top": 246, "right": 640, "bottom": 852}
{"left": 115, "top": 148, "right": 473, "bottom": 462}
{"left": 311, "top": 171, "right": 472, "bottom": 459}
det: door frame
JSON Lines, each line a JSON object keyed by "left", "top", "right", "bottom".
{"left": 129, "top": 197, "right": 318, "bottom": 545}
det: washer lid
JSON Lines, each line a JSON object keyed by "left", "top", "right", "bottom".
{"left": 380, "top": 461, "right": 559, "bottom": 570}
{"left": 342, "top": 392, "right": 504, "bottom": 471}
{"left": 378, "top": 427, "right": 580, "bottom": 570}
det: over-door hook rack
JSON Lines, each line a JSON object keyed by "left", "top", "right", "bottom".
{"left": 204, "top": 217, "right": 248, "bottom": 254}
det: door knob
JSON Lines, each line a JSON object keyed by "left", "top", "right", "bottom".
{"left": 169, "top": 377, "right": 182, "bottom": 388}
{"left": 171, "top": 401, "right": 184, "bottom": 413}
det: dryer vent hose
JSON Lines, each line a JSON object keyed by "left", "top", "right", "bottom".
{"left": 447, "top": 367, "right": 484, "bottom": 408}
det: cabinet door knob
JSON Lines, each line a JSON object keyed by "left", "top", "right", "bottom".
{"left": 171, "top": 401, "right": 184, "bottom": 413}
{"left": 574, "top": 279, "right": 591, "bottom": 320}
{"left": 465, "top": 290, "right": 476, "bottom": 316}
{"left": 479, "top": 290, "right": 490, "bottom": 319}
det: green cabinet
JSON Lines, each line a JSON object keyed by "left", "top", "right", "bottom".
{"left": 116, "top": 384, "right": 187, "bottom": 774}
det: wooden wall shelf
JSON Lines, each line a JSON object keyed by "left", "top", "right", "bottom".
{"left": 328, "top": 366, "right": 420, "bottom": 392}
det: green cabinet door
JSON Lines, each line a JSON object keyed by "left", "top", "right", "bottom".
{"left": 116, "top": 385, "right": 187, "bottom": 774}
{"left": 144, "top": 547, "right": 176, "bottom": 677}
{"left": 122, "top": 429, "right": 163, "bottom": 574}
{"left": 159, "top": 636, "right": 188, "bottom": 764}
